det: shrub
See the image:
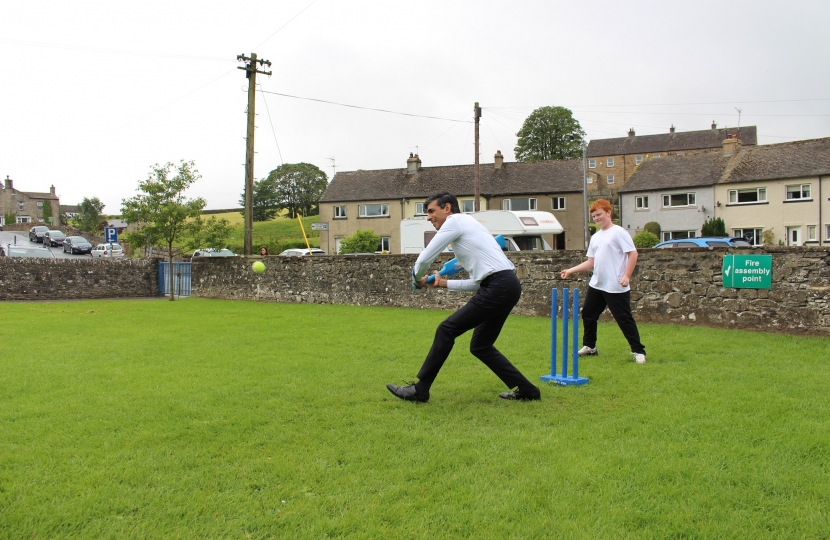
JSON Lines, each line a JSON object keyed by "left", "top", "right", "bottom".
{"left": 761, "top": 229, "right": 775, "bottom": 246}
{"left": 643, "top": 221, "right": 661, "bottom": 237}
{"left": 339, "top": 229, "right": 381, "bottom": 254}
{"left": 701, "top": 217, "right": 726, "bottom": 237}
{"left": 633, "top": 231, "right": 660, "bottom": 249}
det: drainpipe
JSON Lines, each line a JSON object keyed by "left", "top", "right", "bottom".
{"left": 819, "top": 175, "right": 823, "bottom": 244}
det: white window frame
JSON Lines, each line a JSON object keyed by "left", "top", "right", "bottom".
{"left": 607, "top": 175, "right": 615, "bottom": 185}
{"left": 358, "top": 203, "right": 389, "bottom": 218}
{"left": 661, "top": 192, "right": 696, "bottom": 208}
{"left": 785, "top": 184, "right": 811, "bottom": 200}
{"left": 606, "top": 158, "right": 614, "bottom": 167}
{"left": 586, "top": 175, "right": 594, "bottom": 184}
{"left": 588, "top": 159, "right": 596, "bottom": 168}
{"left": 728, "top": 188, "right": 767, "bottom": 204}
{"left": 18, "top": 202, "right": 24, "bottom": 211}
{"left": 502, "top": 198, "right": 537, "bottom": 211}
{"left": 551, "top": 197, "right": 566, "bottom": 210}
{"left": 635, "top": 156, "right": 643, "bottom": 165}
{"left": 635, "top": 196, "right": 649, "bottom": 210}
{"left": 37, "top": 201, "right": 43, "bottom": 207}
{"left": 733, "top": 228, "right": 763, "bottom": 246}
{"left": 826, "top": 225, "right": 830, "bottom": 241}
{"left": 807, "top": 225, "right": 817, "bottom": 241}
{"left": 334, "top": 205, "right": 347, "bottom": 219}
{"left": 662, "top": 231, "right": 696, "bottom": 241}
{"left": 377, "top": 237, "right": 391, "bottom": 252}
{"left": 461, "top": 200, "right": 475, "bottom": 213}
{"left": 414, "top": 203, "right": 426, "bottom": 216}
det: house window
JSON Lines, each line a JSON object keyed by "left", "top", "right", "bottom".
{"left": 461, "top": 200, "right": 475, "bottom": 213}
{"left": 662, "top": 193, "right": 696, "bottom": 207}
{"left": 334, "top": 205, "right": 347, "bottom": 219}
{"left": 607, "top": 175, "right": 615, "bottom": 185}
{"left": 826, "top": 225, "right": 830, "bottom": 241}
{"left": 635, "top": 156, "right": 643, "bottom": 165}
{"left": 17, "top": 216, "right": 31, "bottom": 223}
{"left": 733, "top": 228, "right": 763, "bottom": 245}
{"left": 786, "top": 184, "right": 811, "bottom": 200}
{"left": 652, "top": 154, "right": 660, "bottom": 158}
{"left": 37, "top": 201, "right": 43, "bottom": 207}
{"left": 586, "top": 176, "right": 594, "bottom": 184}
{"left": 728, "top": 188, "right": 767, "bottom": 204}
{"left": 606, "top": 158, "right": 615, "bottom": 167}
{"left": 635, "top": 196, "right": 649, "bottom": 210}
{"left": 808, "top": 226, "right": 817, "bottom": 241}
{"left": 551, "top": 197, "right": 566, "bottom": 210}
{"left": 377, "top": 237, "right": 390, "bottom": 253}
{"left": 18, "top": 202, "right": 24, "bottom": 211}
{"left": 588, "top": 159, "right": 596, "bottom": 168}
{"left": 662, "top": 231, "right": 696, "bottom": 241}
{"left": 502, "top": 198, "right": 537, "bottom": 211}
{"left": 415, "top": 203, "right": 425, "bottom": 215}
{"left": 358, "top": 204, "right": 389, "bottom": 217}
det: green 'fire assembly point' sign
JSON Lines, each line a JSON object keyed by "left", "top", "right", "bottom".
{"left": 722, "top": 254, "right": 773, "bottom": 289}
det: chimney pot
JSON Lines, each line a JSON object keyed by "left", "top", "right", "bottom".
{"left": 494, "top": 150, "right": 504, "bottom": 169}
{"left": 628, "top": 128, "right": 635, "bottom": 137}
{"left": 4, "top": 175, "right": 12, "bottom": 190}
{"left": 406, "top": 153, "right": 422, "bottom": 174}
{"left": 711, "top": 121, "right": 717, "bottom": 129}
{"left": 670, "top": 125, "right": 675, "bottom": 133}
{"left": 50, "top": 185, "right": 56, "bottom": 195}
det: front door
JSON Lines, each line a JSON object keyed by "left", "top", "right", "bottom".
{"left": 786, "top": 226, "right": 802, "bottom": 246}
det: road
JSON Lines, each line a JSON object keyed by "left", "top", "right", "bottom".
{"left": 0, "top": 231, "right": 90, "bottom": 259}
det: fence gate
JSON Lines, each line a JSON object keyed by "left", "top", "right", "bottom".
{"left": 158, "top": 262, "right": 192, "bottom": 297}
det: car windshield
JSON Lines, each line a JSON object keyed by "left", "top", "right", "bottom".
{"left": 67, "top": 236, "right": 84, "bottom": 242}
{"left": 49, "top": 231, "right": 65, "bottom": 237}
{"left": 33, "top": 226, "right": 49, "bottom": 232}
{"left": 111, "top": 244, "right": 122, "bottom": 250}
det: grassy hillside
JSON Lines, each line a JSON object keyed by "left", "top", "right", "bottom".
{"left": 205, "top": 212, "right": 322, "bottom": 254}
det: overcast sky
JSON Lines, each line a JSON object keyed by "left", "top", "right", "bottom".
{"left": 2, "top": 0, "right": 829, "bottom": 213}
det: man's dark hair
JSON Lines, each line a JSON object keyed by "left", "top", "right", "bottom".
{"left": 424, "top": 192, "right": 460, "bottom": 214}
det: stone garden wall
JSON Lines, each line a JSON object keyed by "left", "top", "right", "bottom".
{"left": 191, "top": 247, "right": 830, "bottom": 336}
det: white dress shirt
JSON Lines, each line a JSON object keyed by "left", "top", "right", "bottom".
{"left": 413, "top": 213, "right": 514, "bottom": 291}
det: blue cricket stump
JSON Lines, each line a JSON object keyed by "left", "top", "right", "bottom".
{"left": 540, "top": 288, "right": 589, "bottom": 386}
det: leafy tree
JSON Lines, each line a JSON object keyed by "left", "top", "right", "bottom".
{"left": 4, "top": 212, "right": 15, "bottom": 227}
{"left": 514, "top": 106, "right": 586, "bottom": 161}
{"left": 339, "top": 229, "right": 380, "bottom": 254}
{"left": 264, "top": 163, "right": 328, "bottom": 219}
{"left": 238, "top": 176, "right": 281, "bottom": 222}
{"left": 74, "top": 197, "right": 106, "bottom": 233}
{"left": 183, "top": 215, "right": 234, "bottom": 251}
{"left": 643, "top": 221, "right": 661, "bottom": 237}
{"left": 633, "top": 231, "right": 660, "bottom": 249}
{"left": 41, "top": 199, "right": 53, "bottom": 225}
{"left": 701, "top": 217, "right": 727, "bottom": 236}
{"left": 120, "top": 161, "right": 206, "bottom": 301}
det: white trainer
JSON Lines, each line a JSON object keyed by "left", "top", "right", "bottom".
{"left": 577, "top": 346, "right": 598, "bottom": 356}
{"left": 633, "top": 353, "right": 646, "bottom": 364}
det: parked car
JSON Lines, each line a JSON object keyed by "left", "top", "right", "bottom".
{"left": 653, "top": 237, "right": 752, "bottom": 249}
{"left": 192, "top": 248, "right": 237, "bottom": 257}
{"left": 91, "top": 243, "right": 125, "bottom": 258}
{"left": 278, "top": 248, "right": 326, "bottom": 256}
{"left": 42, "top": 230, "right": 67, "bottom": 247}
{"left": 63, "top": 236, "right": 93, "bottom": 254}
{"left": 1, "top": 244, "right": 56, "bottom": 258}
{"left": 29, "top": 225, "right": 50, "bottom": 243}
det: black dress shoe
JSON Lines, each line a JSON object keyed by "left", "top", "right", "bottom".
{"left": 499, "top": 386, "right": 541, "bottom": 401}
{"left": 386, "top": 383, "right": 429, "bottom": 403}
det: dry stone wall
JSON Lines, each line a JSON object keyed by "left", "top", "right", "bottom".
{"left": 0, "top": 257, "right": 158, "bottom": 301}
{"left": 192, "top": 247, "right": 830, "bottom": 336}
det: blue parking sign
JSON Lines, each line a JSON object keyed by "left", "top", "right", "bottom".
{"left": 105, "top": 227, "right": 118, "bottom": 243}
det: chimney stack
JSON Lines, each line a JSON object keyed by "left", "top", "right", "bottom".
{"left": 50, "top": 185, "right": 56, "bottom": 195}
{"left": 670, "top": 125, "right": 675, "bottom": 133}
{"left": 494, "top": 150, "right": 504, "bottom": 169}
{"left": 628, "top": 128, "right": 635, "bottom": 137}
{"left": 406, "top": 153, "right": 421, "bottom": 174}
{"left": 4, "top": 175, "right": 12, "bottom": 190}
{"left": 722, "top": 133, "right": 742, "bottom": 156}
{"left": 711, "top": 121, "right": 717, "bottom": 129}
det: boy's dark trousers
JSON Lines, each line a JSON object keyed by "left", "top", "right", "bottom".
{"left": 581, "top": 286, "right": 645, "bottom": 355}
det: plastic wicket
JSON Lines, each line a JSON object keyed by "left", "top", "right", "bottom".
{"left": 541, "top": 288, "right": 589, "bottom": 386}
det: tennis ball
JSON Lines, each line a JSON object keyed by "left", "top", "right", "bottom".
{"left": 252, "top": 261, "right": 266, "bottom": 274}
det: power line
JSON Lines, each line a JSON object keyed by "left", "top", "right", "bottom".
{"left": 0, "top": 38, "right": 232, "bottom": 62}
{"left": 487, "top": 97, "right": 830, "bottom": 109}
{"left": 258, "top": 84, "right": 284, "bottom": 166}
{"left": 257, "top": 88, "right": 473, "bottom": 123}
{"left": 252, "top": 0, "right": 324, "bottom": 50}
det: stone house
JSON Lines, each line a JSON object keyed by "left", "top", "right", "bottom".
{"left": 0, "top": 176, "right": 60, "bottom": 226}
{"left": 318, "top": 152, "right": 586, "bottom": 254}
{"left": 586, "top": 124, "right": 758, "bottom": 199}
{"left": 618, "top": 136, "right": 830, "bottom": 246}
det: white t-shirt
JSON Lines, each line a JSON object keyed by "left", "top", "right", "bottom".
{"left": 586, "top": 225, "right": 636, "bottom": 293}
{"left": 413, "top": 213, "right": 514, "bottom": 292}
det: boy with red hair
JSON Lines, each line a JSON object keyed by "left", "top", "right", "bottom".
{"left": 560, "top": 199, "right": 646, "bottom": 364}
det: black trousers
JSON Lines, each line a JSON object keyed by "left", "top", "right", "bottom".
{"left": 416, "top": 270, "right": 535, "bottom": 392}
{"left": 581, "top": 286, "right": 645, "bottom": 355}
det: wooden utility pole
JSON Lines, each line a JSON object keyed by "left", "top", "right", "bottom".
{"left": 474, "top": 102, "right": 482, "bottom": 211}
{"left": 238, "top": 53, "right": 272, "bottom": 256}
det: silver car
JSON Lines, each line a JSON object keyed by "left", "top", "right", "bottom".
{"left": 91, "top": 243, "right": 125, "bottom": 258}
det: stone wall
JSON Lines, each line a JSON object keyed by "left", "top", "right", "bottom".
{"left": 191, "top": 247, "right": 830, "bottom": 336}
{"left": 0, "top": 258, "right": 158, "bottom": 301}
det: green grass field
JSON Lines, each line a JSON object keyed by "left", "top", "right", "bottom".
{"left": 2, "top": 299, "right": 828, "bottom": 539}
{"left": 207, "top": 212, "right": 321, "bottom": 254}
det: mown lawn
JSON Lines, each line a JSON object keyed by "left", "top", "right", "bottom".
{"left": 1, "top": 299, "right": 828, "bottom": 539}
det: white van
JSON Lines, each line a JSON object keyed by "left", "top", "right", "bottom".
{"left": 399, "top": 210, "right": 563, "bottom": 254}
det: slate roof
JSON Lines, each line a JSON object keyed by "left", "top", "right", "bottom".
{"left": 22, "top": 191, "right": 58, "bottom": 200}
{"left": 320, "top": 160, "right": 584, "bottom": 203}
{"left": 619, "top": 137, "right": 830, "bottom": 193}
{"left": 587, "top": 126, "right": 757, "bottom": 157}
{"left": 724, "top": 137, "right": 830, "bottom": 183}
{"left": 60, "top": 204, "right": 79, "bottom": 213}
